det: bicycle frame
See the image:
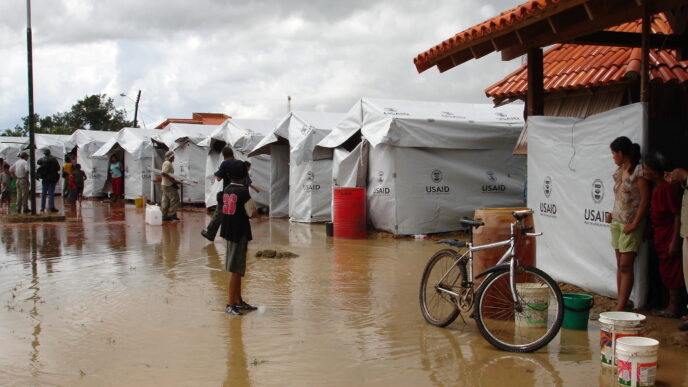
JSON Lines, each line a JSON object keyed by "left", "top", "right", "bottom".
{"left": 436, "top": 211, "right": 542, "bottom": 304}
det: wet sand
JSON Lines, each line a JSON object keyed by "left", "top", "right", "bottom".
{"left": 1, "top": 202, "right": 687, "bottom": 386}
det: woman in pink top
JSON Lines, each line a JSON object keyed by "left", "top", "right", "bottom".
{"left": 608, "top": 136, "right": 650, "bottom": 311}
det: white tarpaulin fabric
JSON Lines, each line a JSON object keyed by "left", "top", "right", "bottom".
{"left": 319, "top": 97, "right": 526, "bottom": 235}
{"left": 0, "top": 137, "right": 28, "bottom": 166}
{"left": 65, "top": 130, "right": 117, "bottom": 197}
{"left": 527, "top": 103, "right": 648, "bottom": 307}
{"left": 201, "top": 119, "right": 277, "bottom": 208}
{"left": 93, "top": 127, "right": 159, "bottom": 200}
{"left": 251, "top": 111, "right": 345, "bottom": 222}
{"left": 152, "top": 123, "right": 218, "bottom": 204}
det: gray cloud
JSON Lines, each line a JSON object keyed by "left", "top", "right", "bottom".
{"left": 0, "top": 0, "right": 524, "bottom": 130}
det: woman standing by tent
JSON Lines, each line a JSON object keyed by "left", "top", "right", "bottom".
{"left": 644, "top": 152, "right": 684, "bottom": 318}
{"left": 108, "top": 154, "right": 123, "bottom": 202}
{"left": 608, "top": 136, "right": 650, "bottom": 311}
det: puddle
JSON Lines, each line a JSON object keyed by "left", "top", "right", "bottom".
{"left": 0, "top": 201, "right": 687, "bottom": 386}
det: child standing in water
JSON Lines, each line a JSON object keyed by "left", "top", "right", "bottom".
{"left": 243, "top": 161, "right": 260, "bottom": 193}
{"left": 220, "top": 162, "right": 258, "bottom": 316}
{"left": 70, "top": 164, "right": 87, "bottom": 204}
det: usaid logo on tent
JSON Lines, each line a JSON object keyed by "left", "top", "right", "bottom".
{"left": 383, "top": 107, "right": 410, "bottom": 117}
{"left": 302, "top": 170, "right": 320, "bottom": 192}
{"left": 494, "top": 112, "right": 521, "bottom": 122}
{"left": 372, "top": 170, "right": 390, "bottom": 196}
{"left": 539, "top": 176, "right": 557, "bottom": 217}
{"left": 583, "top": 178, "right": 610, "bottom": 227}
{"left": 440, "top": 111, "right": 466, "bottom": 120}
{"left": 300, "top": 125, "right": 314, "bottom": 135}
{"left": 481, "top": 170, "right": 506, "bottom": 193}
{"left": 426, "top": 169, "right": 450, "bottom": 194}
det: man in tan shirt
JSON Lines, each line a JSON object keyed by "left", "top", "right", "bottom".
{"left": 666, "top": 167, "right": 688, "bottom": 330}
{"left": 161, "top": 150, "right": 180, "bottom": 221}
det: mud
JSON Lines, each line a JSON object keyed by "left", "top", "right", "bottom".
{"left": 0, "top": 201, "right": 687, "bottom": 386}
{"left": 254, "top": 250, "right": 298, "bottom": 258}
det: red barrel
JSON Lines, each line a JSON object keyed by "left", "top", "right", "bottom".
{"left": 333, "top": 187, "right": 367, "bottom": 238}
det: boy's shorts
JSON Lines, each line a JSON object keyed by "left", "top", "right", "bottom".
{"left": 610, "top": 220, "right": 645, "bottom": 253}
{"left": 225, "top": 236, "right": 248, "bottom": 276}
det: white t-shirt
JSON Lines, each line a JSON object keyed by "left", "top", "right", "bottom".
{"left": 10, "top": 159, "right": 29, "bottom": 179}
{"left": 161, "top": 160, "right": 174, "bottom": 187}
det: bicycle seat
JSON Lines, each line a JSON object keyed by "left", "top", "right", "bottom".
{"left": 460, "top": 217, "right": 484, "bottom": 229}
{"left": 437, "top": 239, "right": 467, "bottom": 248}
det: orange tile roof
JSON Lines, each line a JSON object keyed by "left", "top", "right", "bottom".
{"left": 414, "top": 0, "right": 577, "bottom": 73}
{"left": 155, "top": 113, "right": 231, "bottom": 129}
{"left": 485, "top": 14, "right": 688, "bottom": 104}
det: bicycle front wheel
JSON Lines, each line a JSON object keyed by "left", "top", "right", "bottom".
{"left": 419, "top": 249, "right": 465, "bottom": 327}
{"left": 474, "top": 265, "right": 563, "bottom": 352}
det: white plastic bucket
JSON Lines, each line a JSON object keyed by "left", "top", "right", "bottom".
{"left": 515, "top": 283, "right": 549, "bottom": 328}
{"left": 598, "top": 311, "right": 646, "bottom": 367}
{"left": 145, "top": 205, "right": 162, "bottom": 226}
{"left": 616, "top": 336, "right": 658, "bottom": 387}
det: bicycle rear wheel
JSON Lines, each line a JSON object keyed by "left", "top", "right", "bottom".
{"left": 419, "top": 249, "right": 465, "bottom": 327}
{"left": 474, "top": 265, "right": 563, "bottom": 352}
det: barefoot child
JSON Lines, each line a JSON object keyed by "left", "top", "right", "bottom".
{"left": 220, "top": 162, "right": 258, "bottom": 315}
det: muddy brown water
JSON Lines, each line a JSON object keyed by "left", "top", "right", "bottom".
{"left": 1, "top": 202, "right": 687, "bottom": 386}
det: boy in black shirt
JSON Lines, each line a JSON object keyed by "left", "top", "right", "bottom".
{"left": 220, "top": 162, "right": 258, "bottom": 316}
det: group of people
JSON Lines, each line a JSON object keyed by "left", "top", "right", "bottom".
{"left": 61, "top": 155, "right": 87, "bottom": 205}
{"left": 609, "top": 136, "right": 688, "bottom": 331}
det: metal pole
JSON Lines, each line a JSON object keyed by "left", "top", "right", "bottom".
{"left": 133, "top": 90, "right": 141, "bottom": 128}
{"left": 26, "top": 0, "right": 37, "bottom": 215}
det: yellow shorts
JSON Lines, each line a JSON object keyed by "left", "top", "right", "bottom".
{"left": 610, "top": 220, "right": 645, "bottom": 253}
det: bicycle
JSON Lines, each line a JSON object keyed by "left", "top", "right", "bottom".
{"left": 419, "top": 209, "right": 563, "bottom": 352}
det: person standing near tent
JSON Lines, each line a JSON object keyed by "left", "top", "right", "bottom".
{"left": 607, "top": 136, "right": 650, "bottom": 311}
{"left": 0, "top": 164, "right": 11, "bottom": 209}
{"left": 220, "top": 161, "right": 258, "bottom": 316}
{"left": 161, "top": 150, "right": 181, "bottom": 221}
{"left": 201, "top": 146, "right": 242, "bottom": 241}
{"left": 108, "top": 154, "right": 124, "bottom": 202}
{"left": 70, "top": 164, "right": 87, "bottom": 204}
{"left": 62, "top": 155, "right": 73, "bottom": 197}
{"left": 665, "top": 166, "right": 688, "bottom": 331}
{"left": 643, "top": 152, "right": 684, "bottom": 318}
{"left": 37, "top": 149, "right": 61, "bottom": 213}
{"left": 10, "top": 152, "right": 30, "bottom": 214}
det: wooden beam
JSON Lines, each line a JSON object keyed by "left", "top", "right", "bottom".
{"left": 501, "top": 0, "right": 685, "bottom": 61}
{"left": 527, "top": 48, "right": 545, "bottom": 117}
{"left": 570, "top": 30, "right": 686, "bottom": 48}
{"left": 641, "top": 0, "right": 651, "bottom": 103}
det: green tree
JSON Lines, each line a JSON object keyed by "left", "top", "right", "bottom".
{"left": 1, "top": 94, "right": 132, "bottom": 136}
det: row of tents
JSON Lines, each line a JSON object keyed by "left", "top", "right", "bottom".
{"left": 0, "top": 97, "right": 526, "bottom": 235}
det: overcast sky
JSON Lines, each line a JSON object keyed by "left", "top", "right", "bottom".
{"left": 0, "top": 0, "right": 525, "bottom": 130}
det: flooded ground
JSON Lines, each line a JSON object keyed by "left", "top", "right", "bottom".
{"left": 1, "top": 201, "right": 687, "bottom": 386}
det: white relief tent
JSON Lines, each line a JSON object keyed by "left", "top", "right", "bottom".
{"left": 318, "top": 97, "right": 526, "bottom": 235}
{"left": 92, "top": 127, "right": 160, "bottom": 200}
{"left": 250, "top": 111, "right": 346, "bottom": 222}
{"left": 64, "top": 130, "right": 117, "bottom": 197}
{"left": 527, "top": 103, "right": 648, "bottom": 307}
{"left": 151, "top": 123, "right": 218, "bottom": 204}
{"left": 199, "top": 119, "right": 277, "bottom": 209}
{"left": 0, "top": 137, "right": 28, "bottom": 167}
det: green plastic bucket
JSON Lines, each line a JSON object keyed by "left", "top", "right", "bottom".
{"left": 562, "top": 293, "right": 593, "bottom": 330}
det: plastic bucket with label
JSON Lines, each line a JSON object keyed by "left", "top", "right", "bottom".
{"left": 599, "top": 311, "right": 646, "bottom": 367}
{"left": 562, "top": 293, "right": 594, "bottom": 330}
{"left": 515, "top": 283, "right": 549, "bottom": 328}
{"left": 616, "top": 336, "right": 658, "bottom": 387}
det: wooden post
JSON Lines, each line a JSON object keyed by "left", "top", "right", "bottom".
{"left": 527, "top": 48, "right": 544, "bottom": 117}
{"left": 640, "top": 0, "right": 651, "bottom": 103}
